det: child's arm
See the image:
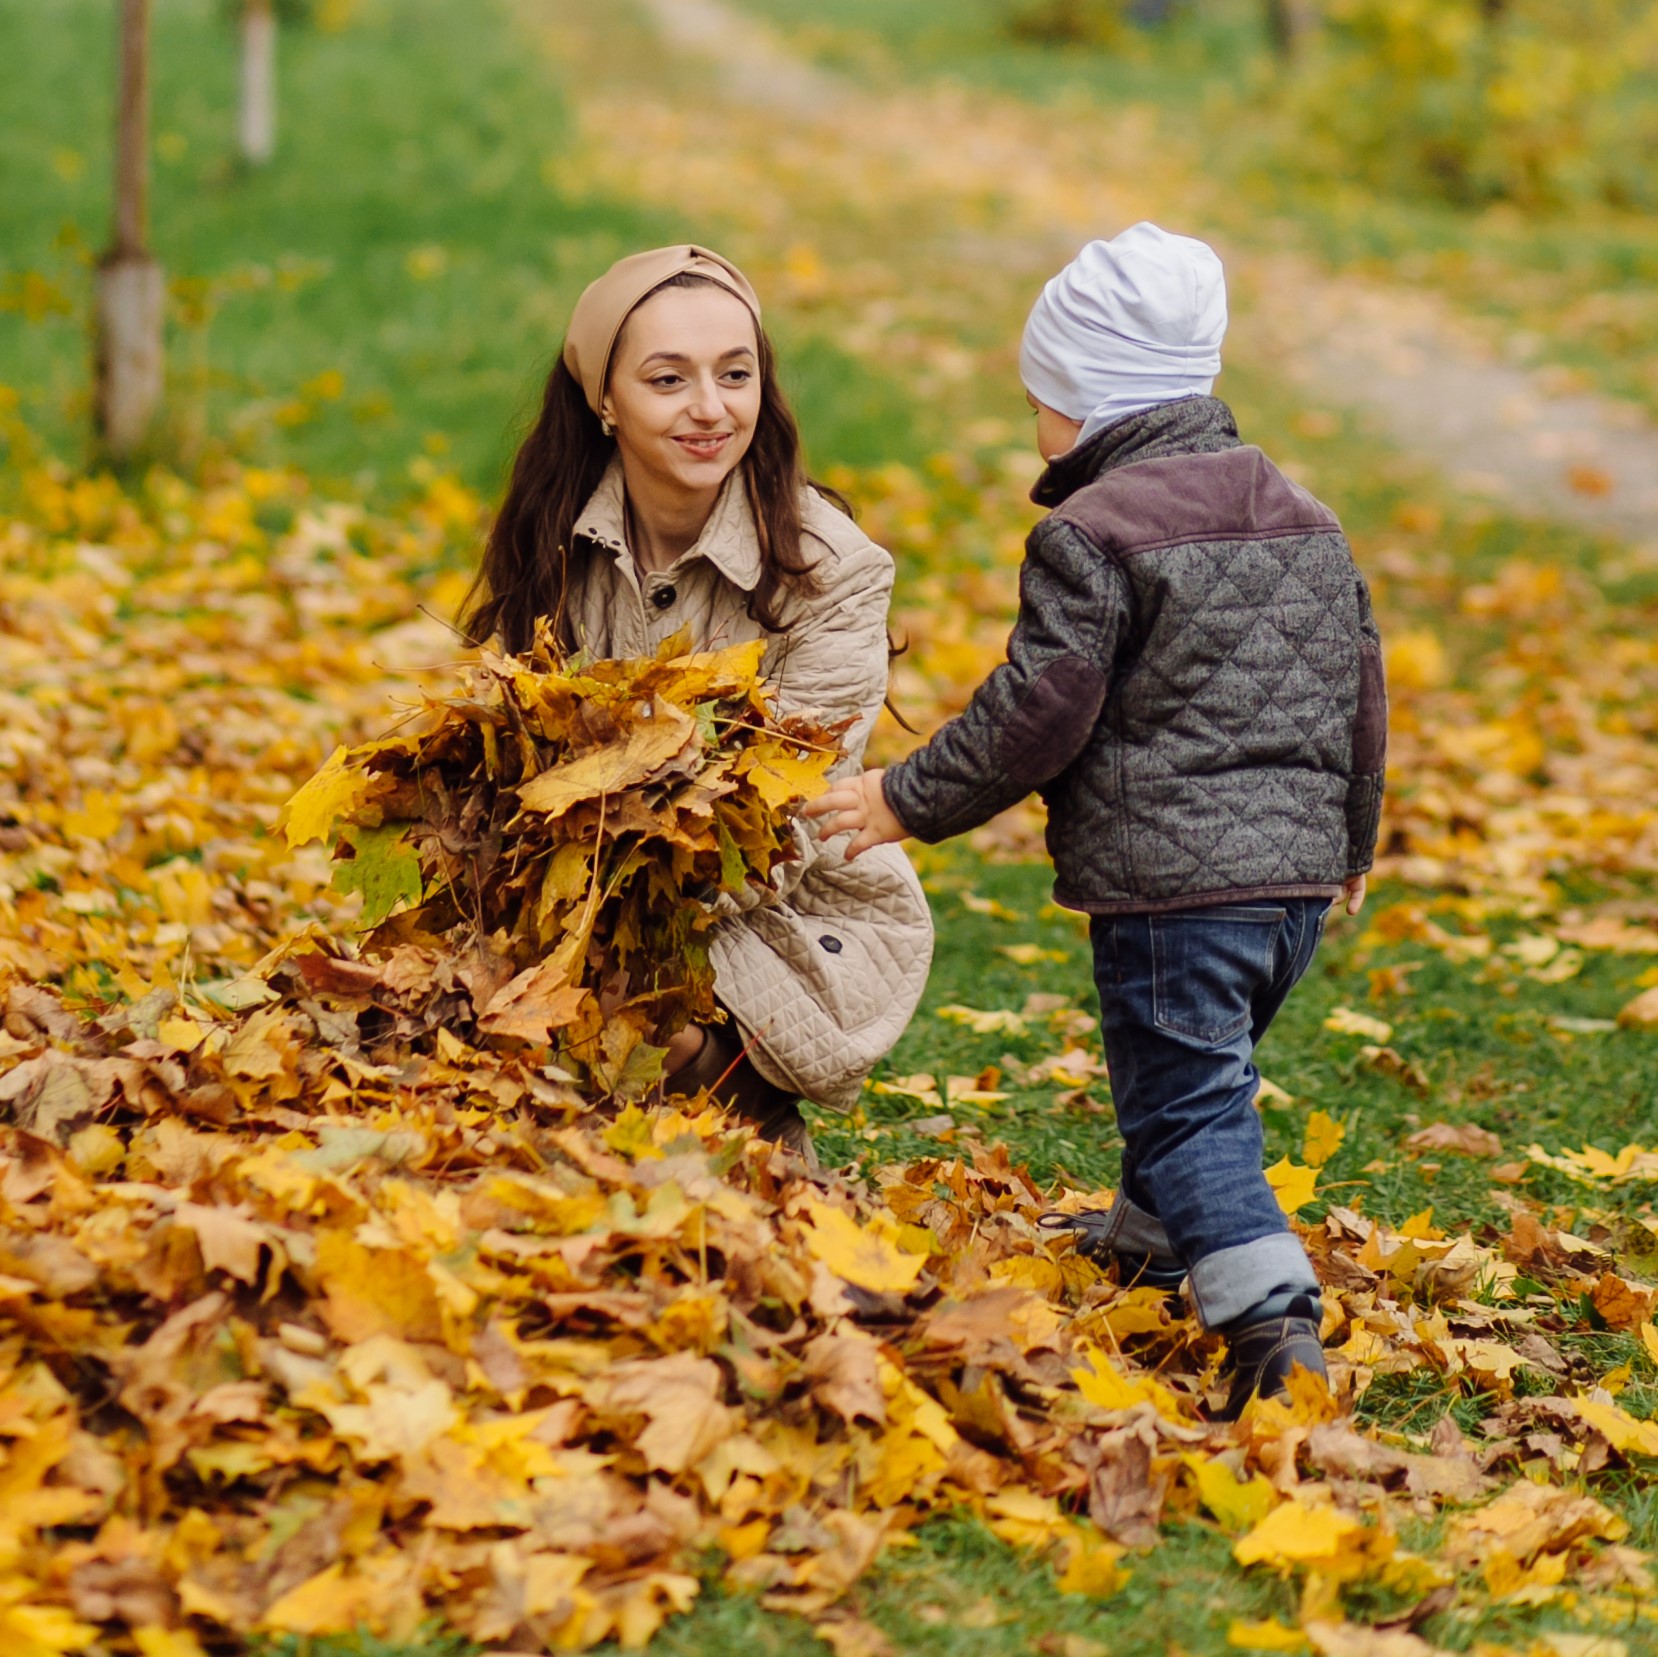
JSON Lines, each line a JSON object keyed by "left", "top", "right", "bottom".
{"left": 844, "top": 518, "right": 1132, "bottom": 851}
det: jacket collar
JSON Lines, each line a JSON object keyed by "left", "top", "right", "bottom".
{"left": 573, "top": 457, "right": 763, "bottom": 593}
{"left": 1031, "top": 394, "right": 1242, "bottom": 509}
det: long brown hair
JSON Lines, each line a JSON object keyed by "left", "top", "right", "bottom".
{"left": 463, "top": 273, "right": 831, "bottom": 655}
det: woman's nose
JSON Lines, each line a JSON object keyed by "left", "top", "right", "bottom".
{"left": 688, "top": 375, "right": 725, "bottom": 421}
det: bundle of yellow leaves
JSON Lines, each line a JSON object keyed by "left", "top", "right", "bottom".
{"left": 274, "top": 623, "right": 839, "bottom": 1096}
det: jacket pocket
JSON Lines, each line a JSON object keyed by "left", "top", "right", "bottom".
{"left": 1149, "top": 907, "right": 1283, "bottom": 1045}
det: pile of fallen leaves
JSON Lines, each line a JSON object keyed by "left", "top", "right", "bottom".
{"left": 2, "top": 982, "right": 1657, "bottom": 1654}
{"left": 270, "top": 624, "right": 838, "bottom": 1097}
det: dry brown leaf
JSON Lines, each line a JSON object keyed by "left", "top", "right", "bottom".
{"left": 1404, "top": 1122, "right": 1503, "bottom": 1158}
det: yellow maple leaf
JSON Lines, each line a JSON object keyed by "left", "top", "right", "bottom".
{"left": 1233, "top": 1497, "right": 1376, "bottom": 1577}
{"left": 157, "top": 1013, "right": 206, "bottom": 1053}
{"left": 1569, "top": 1396, "right": 1658, "bottom": 1457}
{"left": 1484, "top": 1544, "right": 1566, "bottom": 1603}
{"left": 1456, "top": 1340, "right": 1524, "bottom": 1384}
{"left": 739, "top": 740, "right": 832, "bottom": 810}
{"left": 1383, "top": 629, "right": 1448, "bottom": 690}
{"left": 1301, "top": 1110, "right": 1345, "bottom": 1169}
{"left": 1184, "top": 1453, "right": 1278, "bottom": 1532}
{"left": 276, "top": 744, "right": 377, "bottom": 847}
{"left": 648, "top": 637, "right": 766, "bottom": 702}
{"left": 1057, "top": 1534, "right": 1130, "bottom": 1597}
{"left": 1071, "top": 1348, "right": 1185, "bottom": 1420}
{"left": 258, "top": 1563, "right": 380, "bottom": 1635}
{"left": 982, "top": 1487, "right": 1070, "bottom": 1550}
{"left": 66, "top": 1121, "right": 124, "bottom": 1176}
{"left": 990, "top": 1255, "right": 1065, "bottom": 1296}
{"left": 518, "top": 703, "right": 697, "bottom": 818}
{"left": 1266, "top": 1157, "right": 1320, "bottom": 1214}
{"left": 801, "top": 1199, "right": 927, "bottom": 1295}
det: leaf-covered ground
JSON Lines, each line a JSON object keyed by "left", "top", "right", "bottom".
{"left": 3, "top": 3, "right": 1658, "bottom": 1656}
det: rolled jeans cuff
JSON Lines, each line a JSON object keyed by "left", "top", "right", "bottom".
{"left": 1100, "top": 1187, "right": 1179, "bottom": 1266}
{"left": 1187, "top": 1231, "right": 1319, "bottom": 1331}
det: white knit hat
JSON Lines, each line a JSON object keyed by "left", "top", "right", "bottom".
{"left": 1020, "top": 222, "right": 1227, "bottom": 445}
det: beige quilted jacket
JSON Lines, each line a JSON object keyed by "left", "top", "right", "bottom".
{"left": 565, "top": 460, "right": 934, "bottom": 1111}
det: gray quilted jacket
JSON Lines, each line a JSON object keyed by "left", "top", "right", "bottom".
{"left": 882, "top": 396, "right": 1386, "bottom": 913}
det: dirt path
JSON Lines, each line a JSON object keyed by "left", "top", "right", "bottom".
{"left": 608, "top": 0, "right": 1658, "bottom": 550}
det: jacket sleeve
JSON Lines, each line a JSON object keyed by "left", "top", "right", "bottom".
{"left": 1344, "top": 576, "right": 1388, "bottom": 877}
{"left": 881, "top": 518, "right": 1131, "bottom": 844}
{"left": 760, "top": 526, "right": 893, "bottom": 771}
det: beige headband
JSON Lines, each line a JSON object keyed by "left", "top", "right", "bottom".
{"left": 562, "top": 245, "right": 763, "bottom": 417}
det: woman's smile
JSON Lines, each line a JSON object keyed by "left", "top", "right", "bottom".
{"left": 670, "top": 430, "right": 733, "bottom": 460}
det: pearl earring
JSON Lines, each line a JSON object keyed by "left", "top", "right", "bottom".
{"left": 600, "top": 416, "right": 615, "bottom": 438}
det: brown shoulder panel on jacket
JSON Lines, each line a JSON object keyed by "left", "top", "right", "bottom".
{"left": 996, "top": 655, "right": 1111, "bottom": 792}
{"left": 1051, "top": 447, "right": 1341, "bottom": 555}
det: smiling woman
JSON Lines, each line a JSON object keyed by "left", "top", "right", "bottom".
{"left": 604, "top": 285, "right": 764, "bottom": 543}
{"left": 463, "top": 244, "right": 934, "bottom": 1158}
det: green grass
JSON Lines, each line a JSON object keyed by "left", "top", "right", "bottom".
{"left": 811, "top": 848, "right": 1658, "bottom": 1243}
{"left": 255, "top": 1518, "right": 1292, "bottom": 1657}
{"left": 0, "top": 0, "right": 927, "bottom": 495}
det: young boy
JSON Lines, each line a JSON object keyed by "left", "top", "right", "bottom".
{"left": 807, "top": 222, "right": 1386, "bottom": 1417}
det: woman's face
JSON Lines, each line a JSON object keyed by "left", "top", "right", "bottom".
{"left": 602, "top": 284, "right": 762, "bottom": 503}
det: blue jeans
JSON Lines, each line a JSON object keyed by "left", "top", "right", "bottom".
{"left": 1088, "top": 899, "right": 1327, "bottom": 1330}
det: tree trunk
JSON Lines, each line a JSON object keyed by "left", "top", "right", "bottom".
{"left": 240, "top": 0, "right": 276, "bottom": 166}
{"left": 96, "top": 0, "right": 163, "bottom": 460}
{"left": 1264, "top": 0, "right": 1313, "bottom": 59}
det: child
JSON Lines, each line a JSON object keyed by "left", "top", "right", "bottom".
{"left": 807, "top": 222, "right": 1386, "bottom": 1417}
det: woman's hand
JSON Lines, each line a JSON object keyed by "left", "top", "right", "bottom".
{"left": 1340, "top": 873, "right": 1367, "bottom": 916}
{"left": 804, "top": 767, "right": 909, "bottom": 860}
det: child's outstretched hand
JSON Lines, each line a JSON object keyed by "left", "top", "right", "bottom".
{"left": 804, "top": 768, "right": 909, "bottom": 860}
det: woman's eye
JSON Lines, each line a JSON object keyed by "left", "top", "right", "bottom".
{"left": 723, "top": 369, "right": 752, "bottom": 384}
{"left": 651, "top": 376, "right": 683, "bottom": 390}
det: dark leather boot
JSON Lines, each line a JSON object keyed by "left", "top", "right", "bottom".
{"left": 665, "top": 1024, "right": 818, "bottom": 1170}
{"left": 1216, "top": 1294, "right": 1327, "bottom": 1419}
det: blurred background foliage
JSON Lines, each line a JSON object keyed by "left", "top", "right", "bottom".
{"left": 4, "top": 0, "right": 1657, "bottom": 487}
{"left": 748, "top": 0, "right": 1658, "bottom": 415}
{"left": 1284, "top": 0, "right": 1658, "bottom": 210}
{"left": 0, "top": 0, "right": 929, "bottom": 495}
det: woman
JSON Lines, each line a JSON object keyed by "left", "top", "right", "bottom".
{"left": 465, "top": 245, "right": 933, "bottom": 1160}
